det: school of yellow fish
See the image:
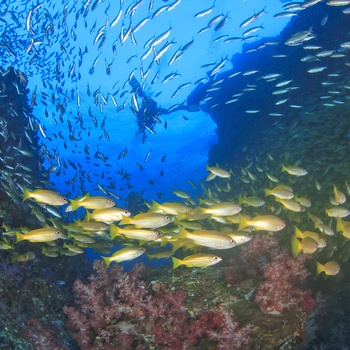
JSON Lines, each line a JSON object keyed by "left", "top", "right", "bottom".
{"left": 1, "top": 161, "right": 346, "bottom": 277}
{"left": 1, "top": 0, "right": 350, "bottom": 281}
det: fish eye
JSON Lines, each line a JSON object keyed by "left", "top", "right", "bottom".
{"left": 165, "top": 216, "right": 170, "bottom": 221}
{"left": 124, "top": 210, "right": 129, "bottom": 214}
{"left": 214, "top": 256, "right": 219, "bottom": 260}
{"left": 230, "top": 239, "right": 236, "bottom": 245}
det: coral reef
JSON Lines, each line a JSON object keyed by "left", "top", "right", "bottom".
{"left": 0, "top": 255, "right": 89, "bottom": 349}
{"left": 63, "top": 260, "right": 253, "bottom": 350}
{"left": 253, "top": 251, "right": 315, "bottom": 315}
{"left": 224, "top": 234, "right": 315, "bottom": 316}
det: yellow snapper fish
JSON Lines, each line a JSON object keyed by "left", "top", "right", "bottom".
{"left": 294, "top": 227, "right": 326, "bottom": 248}
{"left": 70, "top": 194, "right": 116, "bottom": 211}
{"left": 147, "top": 248, "right": 175, "bottom": 260}
{"left": 336, "top": 217, "right": 350, "bottom": 239}
{"left": 102, "top": 246, "right": 146, "bottom": 267}
{"left": 177, "top": 220, "right": 205, "bottom": 230}
{"left": 316, "top": 261, "right": 340, "bottom": 276}
{"left": 275, "top": 198, "right": 304, "bottom": 212}
{"left": 120, "top": 212, "right": 172, "bottom": 228}
{"left": 42, "top": 247, "right": 60, "bottom": 258}
{"left": 333, "top": 185, "right": 346, "bottom": 204}
{"left": 315, "top": 222, "right": 335, "bottom": 236}
{"left": 68, "top": 233, "right": 96, "bottom": 244}
{"left": 226, "top": 231, "right": 253, "bottom": 245}
{"left": 198, "top": 202, "right": 242, "bottom": 216}
{"left": 86, "top": 207, "right": 131, "bottom": 224}
{"left": 12, "top": 252, "right": 36, "bottom": 263}
{"left": 76, "top": 221, "right": 109, "bottom": 231}
{"left": 264, "top": 186, "right": 294, "bottom": 199}
{"left": 172, "top": 253, "right": 222, "bottom": 269}
{"left": 150, "top": 200, "right": 191, "bottom": 215}
{"left": 239, "top": 215, "right": 286, "bottom": 232}
{"left": 239, "top": 196, "right": 265, "bottom": 207}
{"left": 176, "top": 228, "right": 236, "bottom": 249}
{"left": 177, "top": 208, "right": 210, "bottom": 221}
{"left": 226, "top": 214, "right": 252, "bottom": 225}
{"left": 109, "top": 224, "right": 163, "bottom": 241}
{"left": 16, "top": 227, "right": 65, "bottom": 243}
{"left": 281, "top": 165, "right": 308, "bottom": 176}
{"left": 23, "top": 189, "right": 68, "bottom": 206}
{"left": 206, "top": 164, "right": 231, "bottom": 180}
{"left": 0, "top": 238, "right": 14, "bottom": 250}
{"left": 291, "top": 235, "right": 318, "bottom": 257}
{"left": 63, "top": 242, "right": 84, "bottom": 254}
{"left": 326, "top": 206, "right": 350, "bottom": 218}
{"left": 295, "top": 196, "right": 311, "bottom": 207}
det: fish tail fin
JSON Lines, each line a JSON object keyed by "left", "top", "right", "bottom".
{"left": 85, "top": 211, "right": 91, "bottom": 222}
{"left": 150, "top": 200, "right": 161, "bottom": 212}
{"left": 264, "top": 188, "right": 271, "bottom": 196}
{"left": 294, "top": 226, "right": 303, "bottom": 238}
{"left": 281, "top": 164, "right": 287, "bottom": 172}
{"left": 316, "top": 261, "right": 324, "bottom": 275}
{"left": 15, "top": 232, "right": 24, "bottom": 243}
{"left": 120, "top": 216, "right": 131, "bottom": 225}
{"left": 238, "top": 215, "right": 249, "bottom": 230}
{"left": 198, "top": 198, "right": 205, "bottom": 206}
{"left": 291, "top": 234, "right": 301, "bottom": 257}
{"left": 109, "top": 224, "right": 120, "bottom": 239}
{"left": 177, "top": 227, "right": 188, "bottom": 239}
{"left": 170, "top": 239, "right": 186, "bottom": 253}
{"left": 70, "top": 199, "right": 79, "bottom": 211}
{"left": 172, "top": 256, "right": 183, "bottom": 269}
{"left": 336, "top": 217, "right": 343, "bottom": 233}
{"left": 102, "top": 256, "right": 111, "bottom": 267}
{"left": 175, "top": 213, "right": 186, "bottom": 223}
{"left": 22, "top": 188, "right": 31, "bottom": 202}
{"left": 147, "top": 254, "right": 155, "bottom": 261}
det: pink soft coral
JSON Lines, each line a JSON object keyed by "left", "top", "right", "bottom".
{"left": 63, "top": 260, "right": 252, "bottom": 349}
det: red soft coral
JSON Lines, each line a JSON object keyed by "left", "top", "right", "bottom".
{"left": 253, "top": 250, "right": 315, "bottom": 315}
{"left": 63, "top": 260, "right": 252, "bottom": 349}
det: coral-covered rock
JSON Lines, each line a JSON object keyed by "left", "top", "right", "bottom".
{"left": 63, "top": 260, "right": 253, "bottom": 349}
{"left": 253, "top": 246, "right": 316, "bottom": 315}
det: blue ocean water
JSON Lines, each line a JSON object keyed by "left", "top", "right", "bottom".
{"left": 1, "top": 0, "right": 350, "bottom": 348}
{"left": 2, "top": 0, "right": 292, "bottom": 201}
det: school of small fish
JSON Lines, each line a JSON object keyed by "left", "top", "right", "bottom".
{"left": 1, "top": 0, "right": 350, "bottom": 276}
{"left": 0, "top": 160, "right": 347, "bottom": 277}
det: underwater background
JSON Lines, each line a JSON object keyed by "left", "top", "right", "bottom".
{"left": 1, "top": 0, "right": 350, "bottom": 348}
